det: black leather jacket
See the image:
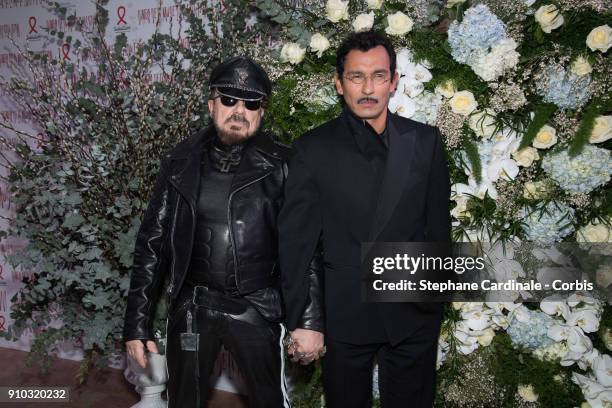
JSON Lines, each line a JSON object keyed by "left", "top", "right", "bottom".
{"left": 123, "top": 127, "right": 324, "bottom": 341}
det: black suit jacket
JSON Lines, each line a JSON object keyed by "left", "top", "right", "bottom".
{"left": 279, "top": 108, "right": 451, "bottom": 345}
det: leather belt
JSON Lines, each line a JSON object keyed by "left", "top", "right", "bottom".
{"left": 192, "top": 285, "right": 247, "bottom": 315}
{"left": 191, "top": 285, "right": 268, "bottom": 326}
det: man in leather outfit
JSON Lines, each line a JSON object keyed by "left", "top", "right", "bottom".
{"left": 123, "top": 56, "right": 324, "bottom": 408}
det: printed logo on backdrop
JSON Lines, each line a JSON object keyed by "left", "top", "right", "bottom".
{"left": 0, "top": 0, "right": 46, "bottom": 8}
{"left": 1, "top": 110, "right": 33, "bottom": 124}
{"left": 0, "top": 288, "right": 6, "bottom": 311}
{"left": 137, "top": 4, "right": 208, "bottom": 25}
{"left": 0, "top": 183, "right": 11, "bottom": 211}
{"left": 46, "top": 14, "right": 96, "bottom": 34}
{"left": 0, "top": 23, "right": 20, "bottom": 40}
{"left": 0, "top": 286, "right": 7, "bottom": 332}
{"left": 12, "top": 267, "right": 33, "bottom": 283}
{"left": 25, "top": 16, "right": 41, "bottom": 41}
{"left": 0, "top": 52, "right": 26, "bottom": 68}
{"left": 59, "top": 42, "right": 71, "bottom": 60}
{"left": 114, "top": 5, "right": 131, "bottom": 33}
{"left": 0, "top": 50, "right": 50, "bottom": 69}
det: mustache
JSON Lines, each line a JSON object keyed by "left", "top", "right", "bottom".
{"left": 225, "top": 113, "right": 250, "bottom": 126}
{"left": 357, "top": 96, "right": 378, "bottom": 104}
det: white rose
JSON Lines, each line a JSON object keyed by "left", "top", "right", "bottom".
{"left": 517, "top": 384, "right": 539, "bottom": 402}
{"left": 451, "top": 196, "right": 471, "bottom": 219}
{"left": 477, "top": 328, "right": 495, "bottom": 346}
{"left": 532, "top": 124, "right": 557, "bottom": 149}
{"left": 385, "top": 12, "right": 414, "bottom": 36}
{"left": 352, "top": 12, "right": 375, "bottom": 32}
{"left": 326, "top": 0, "right": 349, "bottom": 23}
{"left": 309, "top": 33, "right": 330, "bottom": 58}
{"left": 512, "top": 147, "right": 540, "bottom": 167}
{"left": 449, "top": 90, "right": 478, "bottom": 115}
{"left": 522, "top": 180, "right": 549, "bottom": 199}
{"left": 586, "top": 24, "right": 612, "bottom": 53}
{"left": 535, "top": 5, "right": 564, "bottom": 33}
{"left": 468, "top": 109, "right": 497, "bottom": 138}
{"left": 589, "top": 115, "right": 612, "bottom": 144}
{"left": 577, "top": 221, "right": 611, "bottom": 243}
{"left": 280, "top": 42, "right": 306, "bottom": 65}
{"left": 366, "top": 0, "right": 383, "bottom": 10}
{"left": 571, "top": 56, "right": 592, "bottom": 76}
{"left": 435, "top": 80, "right": 456, "bottom": 98}
{"left": 446, "top": 0, "right": 466, "bottom": 8}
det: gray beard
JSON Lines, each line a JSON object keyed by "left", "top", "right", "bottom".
{"left": 213, "top": 117, "right": 258, "bottom": 146}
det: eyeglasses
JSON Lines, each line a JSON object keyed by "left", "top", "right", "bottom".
{"left": 213, "top": 95, "right": 264, "bottom": 111}
{"left": 343, "top": 72, "right": 390, "bottom": 85}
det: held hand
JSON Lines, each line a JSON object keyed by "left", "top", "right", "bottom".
{"left": 289, "top": 328, "right": 324, "bottom": 364}
{"left": 126, "top": 340, "right": 158, "bottom": 369}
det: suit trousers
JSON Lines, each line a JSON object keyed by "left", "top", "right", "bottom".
{"left": 322, "top": 323, "right": 440, "bottom": 408}
{"left": 165, "top": 289, "right": 290, "bottom": 408}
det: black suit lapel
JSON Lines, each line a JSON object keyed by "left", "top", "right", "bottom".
{"left": 369, "top": 116, "right": 417, "bottom": 241}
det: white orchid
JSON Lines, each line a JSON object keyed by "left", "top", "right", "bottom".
{"left": 540, "top": 297, "right": 571, "bottom": 320}
{"left": 549, "top": 324, "right": 593, "bottom": 355}
{"left": 462, "top": 309, "right": 493, "bottom": 331}
{"left": 592, "top": 354, "right": 612, "bottom": 388}
{"left": 532, "top": 246, "right": 574, "bottom": 266}
{"left": 491, "top": 259, "right": 525, "bottom": 282}
{"left": 486, "top": 158, "right": 519, "bottom": 182}
{"left": 491, "top": 133, "right": 520, "bottom": 158}
{"left": 567, "top": 293, "right": 599, "bottom": 308}
{"left": 407, "top": 63, "right": 433, "bottom": 83}
{"left": 397, "top": 76, "right": 425, "bottom": 98}
{"left": 395, "top": 48, "right": 414, "bottom": 75}
{"left": 454, "top": 326, "right": 480, "bottom": 354}
{"left": 572, "top": 372, "right": 612, "bottom": 407}
{"left": 388, "top": 91, "right": 416, "bottom": 118}
{"left": 567, "top": 309, "right": 600, "bottom": 333}
{"left": 509, "top": 304, "right": 532, "bottom": 323}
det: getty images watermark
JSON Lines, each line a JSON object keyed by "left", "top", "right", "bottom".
{"left": 361, "top": 242, "right": 611, "bottom": 303}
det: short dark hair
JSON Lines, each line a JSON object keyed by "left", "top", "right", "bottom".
{"left": 336, "top": 31, "right": 396, "bottom": 79}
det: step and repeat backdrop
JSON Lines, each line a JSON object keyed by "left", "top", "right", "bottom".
{"left": 0, "top": 0, "right": 246, "bottom": 394}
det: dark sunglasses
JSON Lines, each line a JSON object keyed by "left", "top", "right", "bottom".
{"left": 213, "top": 95, "right": 264, "bottom": 111}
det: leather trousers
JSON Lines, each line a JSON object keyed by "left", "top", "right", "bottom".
{"left": 165, "top": 286, "right": 290, "bottom": 408}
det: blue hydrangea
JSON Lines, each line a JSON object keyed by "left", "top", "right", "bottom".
{"left": 538, "top": 65, "right": 592, "bottom": 110}
{"left": 447, "top": 5, "right": 507, "bottom": 64}
{"left": 542, "top": 145, "right": 611, "bottom": 194}
{"left": 507, "top": 309, "right": 555, "bottom": 349}
{"left": 521, "top": 202, "right": 575, "bottom": 244}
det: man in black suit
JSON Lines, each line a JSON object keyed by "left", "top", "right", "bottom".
{"left": 279, "top": 31, "right": 451, "bottom": 407}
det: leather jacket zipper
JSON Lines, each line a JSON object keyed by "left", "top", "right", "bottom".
{"left": 166, "top": 190, "right": 180, "bottom": 295}
{"left": 227, "top": 171, "right": 273, "bottom": 294}
{"left": 167, "top": 180, "right": 194, "bottom": 297}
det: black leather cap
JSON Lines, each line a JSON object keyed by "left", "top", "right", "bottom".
{"left": 209, "top": 56, "right": 272, "bottom": 101}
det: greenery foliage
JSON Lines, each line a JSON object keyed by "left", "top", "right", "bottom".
{"left": 0, "top": 0, "right": 272, "bottom": 375}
